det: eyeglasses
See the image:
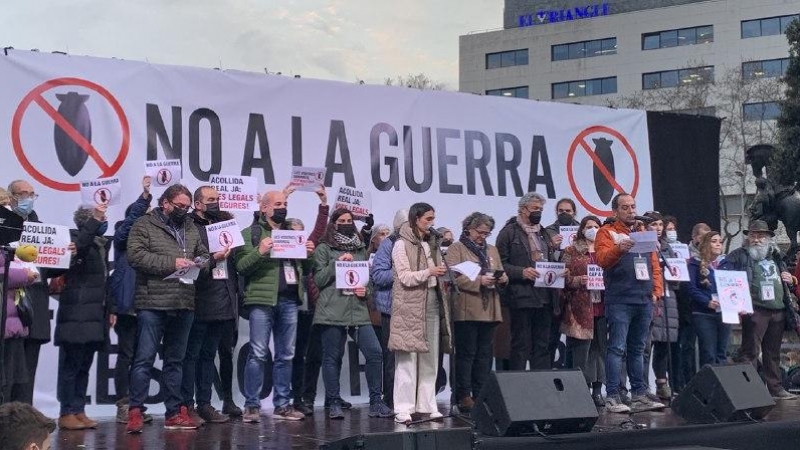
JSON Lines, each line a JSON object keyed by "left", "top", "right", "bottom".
{"left": 471, "top": 229, "right": 492, "bottom": 237}
{"left": 13, "top": 192, "right": 38, "bottom": 200}
{"left": 170, "top": 201, "right": 191, "bottom": 210}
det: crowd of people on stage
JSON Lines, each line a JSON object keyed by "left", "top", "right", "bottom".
{"left": 2, "top": 175, "right": 800, "bottom": 434}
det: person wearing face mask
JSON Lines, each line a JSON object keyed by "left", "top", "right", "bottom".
{"left": 179, "top": 186, "right": 238, "bottom": 424}
{"left": 235, "top": 190, "right": 316, "bottom": 423}
{"left": 389, "top": 203, "right": 452, "bottom": 424}
{"left": 444, "top": 212, "right": 507, "bottom": 413}
{"left": 125, "top": 184, "right": 211, "bottom": 433}
{"left": 561, "top": 215, "right": 607, "bottom": 407}
{"left": 719, "top": 220, "right": 799, "bottom": 400}
{"left": 54, "top": 204, "right": 113, "bottom": 430}
{"left": 437, "top": 227, "right": 454, "bottom": 254}
{"left": 496, "top": 192, "right": 563, "bottom": 372}
{"left": 311, "top": 209, "right": 393, "bottom": 419}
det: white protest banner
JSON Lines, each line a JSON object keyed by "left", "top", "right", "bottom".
{"left": 714, "top": 270, "right": 753, "bottom": 324}
{"left": 209, "top": 175, "right": 258, "bottom": 212}
{"left": 334, "top": 186, "right": 371, "bottom": 220}
{"left": 669, "top": 243, "right": 690, "bottom": 259}
{"left": 336, "top": 261, "right": 370, "bottom": 288}
{"left": 19, "top": 222, "right": 71, "bottom": 269}
{"left": 270, "top": 230, "right": 308, "bottom": 259}
{"left": 559, "top": 226, "right": 579, "bottom": 250}
{"left": 664, "top": 258, "right": 690, "bottom": 282}
{"left": 534, "top": 261, "right": 566, "bottom": 289}
{"left": 290, "top": 166, "right": 326, "bottom": 192}
{"left": 205, "top": 219, "right": 245, "bottom": 253}
{"left": 80, "top": 177, "right": 122, "bottom": 206}
{"left": 587, "top": 264, "right": 605, "bottom": 290}
{"left": 144, "top": 159, "right": 182, "bottom": 188}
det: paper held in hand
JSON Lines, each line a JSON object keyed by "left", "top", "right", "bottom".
{"left": 628, "top": 231, "right": 659, "bottom": 254}
{"left": 333, "top": 186, "right": 371, "bottom": 220}
{"left": 208, "top": 175, "right": 259, "bottom": 212}
{"left": 80, "top": 177, "right": 122, "bottom": 207}
{"left": 19, "top": 222, "right": 72, "bottom": 269}
{"left": 587, "top": 264, "right": 605, "bottom": 290}
{"left": 669, "top": 243, "right": 690, "bottom": 259}
{"left": 144, "top": 159, "right": 182, "bottom": 188}
{"left": 164, "top": 265, "right": 201, "bottom": 281}
{"left": 335, "top": 261, "right": 370, "bottom": 288}
{"left": 450, "top": 260, "right": 482, "bottom": 282}
{"left": 205, "top": 219, "right": 245, "bottom": 253}
{"left": 270, "top": 230, "right": 308, "bottom": 259}
{"left": 713, "top": 270, "right": 754, "bottom": 324}
{"left": 290, "top": 166, "right": 326, "bottom": 192}
{"left": 663, "top": 258, "right": 690, "bottom": 282}
{"left": 534, "top": 261, "right": 566, "bottom": 289}
{"left": 559, "top": 226, "right": 579, "bottom": 250}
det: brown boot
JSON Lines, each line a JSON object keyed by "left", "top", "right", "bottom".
{"left": 76, "top": 412, "right": 98, "bottom": 429}
{"left": 58, "top": 414, "right": 87, "bottom": 430}
{"left": 459, "top": 397, "right": 475, "bottom": 412}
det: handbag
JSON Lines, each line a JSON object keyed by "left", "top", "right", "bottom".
{"left": 14, "top": 287, "right": 34, "bottom": 328}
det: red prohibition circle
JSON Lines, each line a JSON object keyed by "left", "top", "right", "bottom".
{"left": 566, "top": 125, "right": 640, "bottom": 217}
{"left": 11, "top": 77, "right": 130, "bottom": 192}
{"left": 346, "top": 270, "right": 360, "bottom": 286}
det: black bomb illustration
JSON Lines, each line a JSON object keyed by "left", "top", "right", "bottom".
{"left": 592, "top": 137, "right": 615, "bottom": 205}
{"left": 54, "top": 92, "right": 92, "bottom": 176}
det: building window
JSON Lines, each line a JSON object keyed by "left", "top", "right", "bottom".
{"left": 486, "top": 49, "right": 529, "bottom": 69}
{"left": 552, "top": 77, "right": 617, "bottom": 99}
{"left": 743, "top": 101, "right": 781, "bottom": 121}
{"left": 741, "top": 14, "right": 799, "bottom": 38}
{"left": 486, "top": 86, "right": 529, "bottom": 98}
{"left": 552, "top": 38, "right": 616, "bottom": 61}
{"left": 742, "top": 58, "right": 790, "bottom": 80}
{"left": 642, "top": 25, "right": 713, "bottom": 50}
{"left": 642, "top": 66, "right": 714, "bottom": 89}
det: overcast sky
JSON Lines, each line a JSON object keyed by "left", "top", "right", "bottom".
{"left": 1, "top": 0, "right": 501, "bottom": 89}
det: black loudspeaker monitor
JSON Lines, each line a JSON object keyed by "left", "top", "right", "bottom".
{"left": 672, "top": 363, "right": 775, "bottom": 424}
{"left": 473, "top": 370, "right": 598, "bottom": 437}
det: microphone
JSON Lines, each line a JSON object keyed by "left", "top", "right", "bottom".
{"left": 0, "top": 244, "right": 38, "bottom": 262}
{"left": 634, "top": 215, "right": 656, "bottom": 223}
{"left": 428, "top": 227, "right": 443, "bottom": 238}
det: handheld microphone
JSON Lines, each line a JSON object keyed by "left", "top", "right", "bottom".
{"left": 0, "top": 244, "right": 38, "bottom": 262}
{"left": 428, "top": 227, "right": 443, "bottom": 239}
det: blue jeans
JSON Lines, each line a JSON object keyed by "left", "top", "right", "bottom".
{"left": 57, "top": 343, "right": 99, "bottom": 415}
{"left": 692, "top": 313, "right": 731, "bottom": 367}
{"left": 129, "top": 309, "right": 194, "bottom": 417}
{"left": 244, "top": 298, "right": 298, "bottom": 409}
{"left": 605, "top": 302, "right": 653, "bottom": 397}
{"left": 320, "top": 325, "right": 383, "bottom": 404}
{"left": 181, "top": 319, "right": 230, "bottom": 407}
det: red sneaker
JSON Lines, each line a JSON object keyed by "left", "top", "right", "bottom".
{"left": 126, "top": 408, "right": 144, "bottom": 434}
{"left": 164, "top": 406, "right": 200, "bottom": 430}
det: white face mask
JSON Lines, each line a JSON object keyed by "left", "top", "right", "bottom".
{"left": 583, "top": 227, "right": 598, "bottom": 242}
{"left": 666, "top": 230, "right": 678, "bottom": 243}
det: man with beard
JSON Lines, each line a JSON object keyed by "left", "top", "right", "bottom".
{"left": 719, "top": 220, "right": 798, "bottom": 400}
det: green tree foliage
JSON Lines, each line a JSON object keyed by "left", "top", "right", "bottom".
{"left": 769, "top": 19, "right": 800, "bottom": 186}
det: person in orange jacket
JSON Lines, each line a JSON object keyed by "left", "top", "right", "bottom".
{"left": 595, "top": 193, "right": 664, "bottom": 414}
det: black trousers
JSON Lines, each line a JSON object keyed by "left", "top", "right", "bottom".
{"left": 509, "top": 305, "right": 552, "bottom": 371}
{"left": 292, "top": 311, "right": 314, "bottom": 402}
{"left": 379, "top": 313, "right": 395, "bottom": 406}
{"left": 113, "top": 314, "right": 137, "bottom": 403}
{"left": 301, "top": 324, "right": 324, "bottom": 404}
{"left": 213, "top": 318, "right": 237, "bottom": 402}
{"left": 9, "top": 339, "right": 42, "bottom": 404}
{"left": 454, "top": 321, "right": 497, "bottom": 399}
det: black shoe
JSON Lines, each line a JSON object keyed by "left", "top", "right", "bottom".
{"left": 293, "top": 402, "right": 314, "bottom": 416}
{"left": 328, "top": 402, "right": 344, "bottom": 420}
{"left": 325, "top": 398, "right": 352, "bottom": 409}
{"left": 222, "top": 400, "right": 242, "bottom": 417}
{"left": 592, "top": 393, "right": 605, "bottom": 407}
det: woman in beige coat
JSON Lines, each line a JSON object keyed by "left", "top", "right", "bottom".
{"left": 389, "top": 202, "right": 450, "bottom": 424}
{"left": 444, "top": 212, "right": 507, "bottom": 412}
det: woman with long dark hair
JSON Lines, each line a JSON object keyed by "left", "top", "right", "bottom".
{"left": 687, "top": 231, "right": 730, "bottom": 366}
{"left": 389, "top": 203, "right": 451, "bottom": 424}
{"left": 312, "top": 208, "right": 393, "bottom": 419}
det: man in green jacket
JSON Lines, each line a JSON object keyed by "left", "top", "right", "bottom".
{"left": 236, "top": 190, "right": 315, "bottom": 422}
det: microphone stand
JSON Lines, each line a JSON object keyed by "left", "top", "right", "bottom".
{"left": 408, "top": 240, "right": 473, "bottom": 427}
{"left": 0, "top": 249, "right": 12, "bottom": 404}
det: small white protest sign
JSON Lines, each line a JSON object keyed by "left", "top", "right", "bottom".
{"left": 559, "top": 226, "right": 579, "bottom": 250}
{"left": 587, "top": 264, "right": 605, "bottom": 290}
{"left": 534, "top": 261, "right": 566, "bottom": 289}
{"left": 80, "top": 177, "right": 122, "bottom": 206}
{"left": 205, "top": 219, "right": 245, "bottom": 253}
{"left": 336, "top": 261, "right": 370, "bottom": 288}
{"left": 19, "top": 222, "right": 72, "bottom": 269}
{"left": 270, "top": 230, "right": 308, "bottom": 259}
{"left": 209, "top": 175, "right": 259, "bottom": 212}
{"left": 333, "top": 186, "right": 371, "bottom": 220}
{"left": 664, "top": 258, "right": 690, "bottom": 282}
{"left": 290, "top": 166, "right": 326, "bottom": 192}
{"left": 144, "top": 159, "right": 182, "bottom": 188}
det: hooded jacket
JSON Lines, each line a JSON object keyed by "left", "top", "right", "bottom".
{"left": 595, "top": 219, "right": 663, "bottom": 305}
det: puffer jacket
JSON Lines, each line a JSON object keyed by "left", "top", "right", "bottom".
{"left": 127, "top": 209, "right": 209, "bottom": 311}
{"left": 55, "top": 218, "right": 111, "bottom": 345}
{"left": 235, "top": 217, "right": 310, "bottom": 308}
{"left": 652, "top": 240, "right": 679, "bottom": 342}
{"left": 388, "top": 223, "right": 452, "bottom": 354}
{"left": 443, "top": 241, "right": 503, "bottom": 323}
{"left": 371, "top": 235, "right": 397, "bottom": 315}
{"left": 191, "top": 211, "right": 238, "bottom": 322}
{"left": 312, "top": 241, "right": 371, "bottom": 326}
{"left": 2, "top": 254, "right": 32, "bottom": 338}
{"left": 109, "top": 193, "right": 151, "bottom": 315}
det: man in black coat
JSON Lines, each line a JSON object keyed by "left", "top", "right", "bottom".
{"left": 180, "top": 186, "right": 238, "bottom": 423}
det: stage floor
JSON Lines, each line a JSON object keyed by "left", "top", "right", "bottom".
{"left": 50, "top": 400, "right": 800, "bottom": 450}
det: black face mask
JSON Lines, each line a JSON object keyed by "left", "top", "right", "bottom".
{"left": 204, "top": 202, "right": 221, "bottom": 219}
{"left": 337, "top": 223, "right": 357, "bottom": 236}
{"left": 169, "top": 207, "right": 188, "bottom": 223}
{"left": 271, "top": 208, "right": 287, "bottom": 224}
{"left": 557, "top": 212, "right": 574, "bottom": 226}
{"left": 441, "top": 239, "right": 454, "bottom": 247}
{"left": 528, "top": 210, "right": 542, "bottom": 225}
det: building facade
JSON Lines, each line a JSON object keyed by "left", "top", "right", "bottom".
{"left": 460, "top": 0, "right": 798, "bottom": 247}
